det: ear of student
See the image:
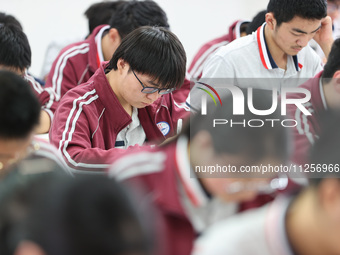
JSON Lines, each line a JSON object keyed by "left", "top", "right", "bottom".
{"left": 117, "top": 59, "right": 128, "bottom": 73}
{"left": 265, "top": 12, "right": 276, "bottom": 30}
{"left": 332, "top": 70, "right": 340, "bottom": 91}
{"left": 108, "top": 28, "right": 121, "bottom": 43}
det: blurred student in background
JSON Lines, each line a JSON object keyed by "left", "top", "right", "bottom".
{"left": 0, "top": 162, "right": 152, "bottom": 255}
{"left": 287, "top": 38, "right": 340, "bottom": 165}
{"left": 109, "top": 89, "right": 290, "bottom": 255}
{"left": 193, "top": 110, "right": 340, "bottom": 255}
{"left": 188, "top": 10, "right": 266, "bottom": 80}
{"left": 40, "top": 0, "right": 126, "bottom": 81}
{"left": 0, "top": 70, "right": 70, "bottom": 175}
{"left": 0, "top": 15, "right": 58, "bottom": 133}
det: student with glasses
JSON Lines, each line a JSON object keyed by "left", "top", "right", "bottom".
{"left": 45, "top": 0, "right": 170, "bottom": 101}
{"left": 49, "top": 26, "right": 186, "bottom": 173}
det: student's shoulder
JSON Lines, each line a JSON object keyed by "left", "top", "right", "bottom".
{"left": 108, "top": 145, "right": 171, "bottom": 180}
{"left": 55, "top": 38, "right": 91, "bottom": 62}
{"left": 31, "top": 137, "right": 73, "bottom": 175}
{"left": 58, "top": 81, "right": 98, "bottom": 107}
{"left": 214, "top": 33, "right": 258, "bottom": 58}
{"left": 199, "top": 33, "right": 231, "bottom": 52}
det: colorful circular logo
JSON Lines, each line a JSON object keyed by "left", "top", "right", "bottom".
{"left": 157, "top": 121, "right": 170, "bottom": 136}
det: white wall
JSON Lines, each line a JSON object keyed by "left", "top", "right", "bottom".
{"left": 1, "top": 0, "right": 268, "bottom": 78}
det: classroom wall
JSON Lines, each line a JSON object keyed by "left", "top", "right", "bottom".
{"left": 1, "top": 0, "right": 269, "bottom": 78}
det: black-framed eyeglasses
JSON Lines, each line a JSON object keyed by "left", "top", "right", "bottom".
{"left": 131, "top": 69, "right": 175, "bottom": 95}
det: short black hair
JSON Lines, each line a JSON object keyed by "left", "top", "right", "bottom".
{"left": 84, "top": 1, "right": 125, "bottom": 35}
{"left": 16, "top": 174, "right": 152, "bottom": 255}
{"left": 0, "top": 70, "right": 40, "bottom": 139}
{"left": 0, "top": 24, "right": 31, "bottom": 72}
{"left": 267, "top": 0, "right": 327, "bottom": 26}
{"left": 0, "top": 158, "right": 68, "bottom": 255}
{"left": 322, "top": 39, "right": 340, "bottom": 79}
{"left": 107, "top": 26, "right": 186, "bottom": 90}
{"left": 108, "top": 0, "right": 169, "bottom": 39}
{"left": 0, "top": 12, "right": 23, "bottom": 30}
{"left": 246, "top": 10, "right": 266, "bottom": 35}
{"left": 186, "top": 88, "right": 289, "bottom": 164}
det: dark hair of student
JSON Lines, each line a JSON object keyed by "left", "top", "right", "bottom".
{"left": 0, "top": 70, "right": 40, "bottom": 139}
{"left": 267, "top": 0, "right": 327, "bottom": 27}
{"left": 108, "top": 0, "right": 170, "bottom": 39}
{"left": 0, "top": 159, "right": 68, "bottom": 255}
{"left": 246, "top": 10, "right": 267, "bottom": 35}
{"left": 0, "top": 24, "right": 31, "bottom": 72}
{"left": 84, "top": 0, "right": 125, "bottom": 35}
{"left": 0, "top": 168, "right": 153, "bottom": 255}
{"left": 27, "top": 175, "right": 152, "bottom": 255}
{"left": 0, "top": 12, "right": 23, "bottom": 30}
{"left": 107, "top": 26, "right": 186, "bottom": 90}
{"left": 322, "top": 38, "right": 340, "bottom": 80}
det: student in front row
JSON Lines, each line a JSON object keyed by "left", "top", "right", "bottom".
{"left": 0, "top": 168, "right": 152, "bottom": 255}
{"left": 0, "top": 70, "right": 70, "bottom": 175}
{"left": 49, "top": 26, "right": 186, "bottom": 172}
{"left": 108, "top": 89, "right": 289, "bottom": 255}
{"left": 192, "top": 110, "right": 340, "bottom": 255}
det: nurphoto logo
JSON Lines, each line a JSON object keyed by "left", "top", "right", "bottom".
{"left": 197, "top": 84, "right": 312, "bottom": 128}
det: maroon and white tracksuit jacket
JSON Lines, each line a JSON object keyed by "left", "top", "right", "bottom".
{"left": 50, "top": 63, "right": 188, "bottom": 172}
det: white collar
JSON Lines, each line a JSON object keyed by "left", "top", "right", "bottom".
{"left": 257, "top": 23, "right": 302, "bottom": 72}
{"left": 95, "top": 25, "right": 110, "bottom": 63}
{"left": 175, "top": 136, "right": 209, "bottom": 207}
{"left": 175, "top": 136, "right": 238, "bottom": 233}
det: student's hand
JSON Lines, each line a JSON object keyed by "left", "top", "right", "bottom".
{"left": 158, "top": 135, "right": 179, "bottom": 146}
{"left": 313, "top": 16, "right": 334, "bottom": 59}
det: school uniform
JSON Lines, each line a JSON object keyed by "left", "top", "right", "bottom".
{"left": 192, "top": 195, "right": 295, "bottom": 255}
{"left": 109, "top": 136, "right": 275, "bottom": 255}
{"left": 188, "top": 23, "right": 323, "bottom": 110}
{"left": 286, "top": 71, "right": 325, "bottom": 165}
{"left": 49, "top": 63, "right": 186, "bottom": 172}
{"left": 188, "top": 20, "right": 248, "bottom": 80}
{"left": 30, "top": 137, "right": 73, "bottom": 175}
{"left": 24, "top": 73, "right": 58, "bottom": 121}
{"left": 45, "top": 25, "right": 109, "bottom": 101}
{"left": 44, "top": 25, "right": 191, "bottom": 112}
